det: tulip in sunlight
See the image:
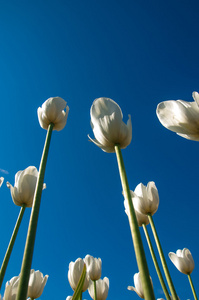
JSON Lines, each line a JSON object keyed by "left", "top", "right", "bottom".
{"left": 88, "top": 277, "right": 109, "bottom": 300}
{"left": 0, "top": 177, "right": 4, "bottom": 187}
{"left": 169, "top": 248, "right": 195, "bottom": 275}
{"left": 124, "top": 198, "right": 149, "bottom": 226}
{"left": 156, "top": 92, "right": 199, "bottom": 141}
{"left": 27, "top": 269, "right": 48, "bottom": 299}
{"left": 127, "top": 272, "right": 153, "bottom": 299}
{"left": 3, "top": 276, "right": 20, "bottom": 300}
{"left": 68, "top": 258, "right": 89, "bottom": 292}
{"left": 6, "top": 166, "right": 46, "bottom": 207}
{"left": 84, "top": 255, "right": 102, "bottom": 281}
{"left": 37, "top": 96, "right": 69, "bottom": 131}
{"left": 88, "top": 97, "right": 132, "bottom": 152}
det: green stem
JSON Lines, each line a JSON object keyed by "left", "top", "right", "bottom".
{"left": 148, "top": 214, "right": 178, "bottom": 300}
{"left": 115, "top": 145, "right": 155, "bottom": 300}
{"left": 94, "top": 280, "right": 97, "bottom": 300}
{"left": 0, "top": 205, "right": 26, "bottom": 289}
{"left": 16, "top": 123, "right": 54, "bottom": 300}
{"left": 142, "top": 224, "right": 170, "bottom": 300}
{"left": 188, "top": 274, "right": 198, "bottom": 300}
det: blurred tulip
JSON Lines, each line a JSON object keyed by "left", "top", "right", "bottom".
{"left": 6, "top": 166, "right": 46, "bottom": 207}
{"left": 3, "top": 276, "right": 20, "bottom": 300}
{"left": 127, "top": 272, "right": 153, "bottom": 299}
{"left": 84, "top": 255, "right": 102, "bottom": 281}
{"left": 0, "top": 177, "right": 4, "bottom": 187}
{"left": 66, "top": 297, "right": 72, "bottom": 300}
{"left": 68, "top": 258, "right": 89, "bottom": 292}
{"left": 169, "top": 248, "right": 194, "bottom": 275}
{"left": 124, "top": 198, "right": 149, "bottom": 226}
{"left": 130, "top": 182, "right": 159, "bottom": 216}
{"left": 38, "top": 97, "right": 69, "bottom": 131}
{"left": 156, "top": 92, "right": 199, "bottom": 141}
{"left": 88, "top": 277, "right": 109, "bottom": 300}
{"left": 27, "top": 269, "right": 48, "bottom": 299}
{"left": 88, "top": 97, "right": 132, "bottom": 152}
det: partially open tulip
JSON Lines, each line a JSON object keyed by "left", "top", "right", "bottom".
{"left": 0, "top": 177, "right": 4, "bottom": 187}
{"left": 37, "top": 97, "right": 69, "bottom": 131}
{"left": 27, "top": 269, "right": 48, "bottom": 299}
{"left": 169, "top": 248, "right": 195, "bottom": 275}
{"left": 88, "top": 97, "right": 132, "bottom": 152}
{"left": 88, "top": 277, "right": 109, "bottom": 300}
{"left": 156, "top": 92, "right": 199, "bottom": 141}
{"left": 84, "top": 255, "right": 102, "bottom": 281}
{"left": 68, "top": 258, "right": 89, "bottom": 292}
{"left": 130, "top": 182, "right": 159, "bottom": 216}
{"left": 6, "top": 166, "right": 46, "bottom": 207}
{"left": 3, "top": 276, "right": 20, "bottom": 300}
{"left": 124, "top": 199, "right": 149, "bottom": 226}
{"left": 127, "top": 272, "right": 153, "bottom": 299}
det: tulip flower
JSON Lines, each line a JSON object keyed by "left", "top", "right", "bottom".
{"left": 169, "top": 248, "right": 194, "bottom": 275}
{"left": 130, "top": 182, "right": 159, "bottom": 216}
{"left": 3, "top": 276, "right": 20, "bottom": 300}
{"left": 27, "top": 269, "right": 48, "bottom": 299}
{"left": 68, "top": 258, "right": 89, "bottom": 292}
{"left": 156, "top": 92, "right": 199, "bottom": 141}
{"left": 0, "top": 177, "right": 4, "bottom": 187}
{"left": 6, "top": 166, "right": 46, "bottom": 207}
{"left": 124, "top": 198, "right": 149, "bottom": 226}
{"left": 37, "top": 96, "right": 69, "bottom": 131}
{"left": 84, "top": 255, "right": 102, "bottom": 281}
{"left": 128, "top": 272, "right": 153, "bottom": 299}
{"left": 88, "top": 97, "right": 132, "bottom": 152}
{"left": 88, "top": 277, "right": 109, "bottom": 300}
{"left": 66, "top": 297, "right": 72, "bottom": 300}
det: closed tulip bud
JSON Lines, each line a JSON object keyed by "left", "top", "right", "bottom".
{"left": 3, "top": 276, "right": 20, "bottom": 300}
{"left": 156, "top": 92, "right": 199, "bottom": 141}
{"left": 66, "top": 297, "right": 73, "bottom": 300}
{"left": 130, "top": 182, "right": 159, "bottom": 216}
{"left": 88, "top": 277, "right": 109, "bottom": 300}
{"left": 169, "top": 248, "right": 194, "bottom": 275}
{"left": 38, "top": 97, "right": 69, "bottom": 131}
{"left": 84, "top": 255, "right": 102, "bottom": 281}
{"left": 68, "top": 258, "right": 89, "bottom": 292}
{"left": 124, "top": 198, "right": 149, "bottom": 226}
{"left": 88, "top": 97, "right": 132, "bottom": 153}
{"left": 127, "top": 272, "right": 153, "bottom": 299}
{"left": 6, "top": 166, "right": 46, "bottom": 207}
{"left": 0, "top": 177, "right": 4, "bottom": 187}
{"left": 27, "top": 269, "right": 48, "bottom": 299}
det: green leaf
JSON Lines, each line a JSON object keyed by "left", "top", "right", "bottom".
{"left": 72, "top": 264, "right": 87, "bottom": 300}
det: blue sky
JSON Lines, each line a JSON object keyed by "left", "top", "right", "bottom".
{"left": 0, "top": 0, "right": 199, "bottom": 299}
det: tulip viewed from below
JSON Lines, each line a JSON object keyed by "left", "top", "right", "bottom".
{"left": 37, "top": 96, "right": 69, "bottom": 131}
{"left": 88, "top": 97, "right": 132, "bottom": 152}
{"left": 68, "top": 258, "right": 89, "bottom": 292}
{"left": 3, "top": 275, "right": 20, "bottom": 300}
{"left": 128, "top": 272, "right": 153, "bottom": 299}
{"left": 0, "top": 177, "right": 4, "bottom": 187}
{"left": 84, "top": 255, "right": 102, "bottom": 281}
{"left": 88, "top": 277, "right": 109, "bottom": 300}
{"left": 27, "top": 269, "right": 48, "bottom": 299}
{"left": 124, "top": 198, "right": 149, "bottom": 226}
{"left": 169, "top": 248, "right": 194, "bottom": 275}
{"left": 156, "top": 92, "right": 199, "bottom": 141}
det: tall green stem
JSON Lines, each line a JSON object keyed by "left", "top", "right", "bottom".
{"left": 0, "top": 205, "right": 25, "bottom": 289}
{"left": 142, "top": 224, "right": 170, "bottom": 300}
{"left": 148, "top": 214, "right": 178, "bottom": 300}
{"left": 188, "top": 274, "right": 198, "bottom": 300}
{"left": 115, "top": 145, "right": 155, "bottom": 300}
{"left": 16, "top": 123, "right": 54, "bottom": 300}
{"left": 94, "top": 280, "right": 97, "bottom": 300}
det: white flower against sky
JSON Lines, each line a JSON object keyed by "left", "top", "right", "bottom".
{"left": 127, "top": 272, "right": 153, "bottom": 299}
{"left": 27, "top": 269, "right": 48, "bottom": 299}
{"left": 88, "top": 277, "right": 109, "bottom": 300}
{"left": 124, "top": 198, "right": 149, "bottom": 226}
{"left": 84, "top": 255, "right": 102, "bottom": 281}
{"left": 38, "top": 96, "right": 69, "bottom": 131}
{"left": 156, "top": 92, "right": 199, "bottom": 141}
{"left": 0, "top": 177, "right": 4, "bottom": 187}
{"left": 88, "top": 97, "right": 132, "bottom": 152}
{"left": 68, "top": 258, "right": 89, "bottom": 292}
{"left": 3, "top": 276, "right": 20, "bottom": 300}
{"left": 169, "top": 248, "right": 194, "bottom": 275}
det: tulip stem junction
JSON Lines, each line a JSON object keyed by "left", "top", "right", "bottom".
{"left": 0, "top": 204, "right": 26, "bottom": 289}
{"left": 94, "top": 280, "right": 97, "bottom": 300}
{"left": 114, "top": 144, "right": 155, "bottom": 300}
{"left": 148, "top": 214, "right": 178, "bottom": 300}
{"left": 188, "top": 274, "right": 198, "bottom": 300}
{"left": 16, "top": 123, "right": 54, "bottom": 300}
{"left": 142, "top": 224, "right": 170, "bottom": 300}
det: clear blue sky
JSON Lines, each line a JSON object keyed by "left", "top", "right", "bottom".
{"left": 0, "top": 0, "right": 199, "bottom": 299}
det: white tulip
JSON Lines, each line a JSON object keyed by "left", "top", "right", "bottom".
{"left": 88, "top": 277, "right": 109, "bottom": 300}
{"left": 66, "top": 297, "right": 73, "bottom": 300}
{"left": 88, "top": 97, "right": 132, "bottom": 152}
{"left": 130, "top": 182, "right": 159, "bottom": 216}
{"left": 37, "top": 97, "right": 69, "bottom": 131}
{"left": 169, "top": 248, "right": 194, "bottom": 275}
{"left": 68, "top": 258, "right": 89, "bottom": 292}
{"left": 84, "top": 255, "right": 102, "bottom": 281}
{"left": 0, "top": 177, "right": 4, "bottom": 187}
{"left": 127, "top": 272, "right": 153, "bottom": 299}
{"left": 124, "top": 198, "right": 149, "bottom": 226}
{"left": 27, "top": 269, "right": 48, "bottom": 299}
{"left": 156, "top": 92, "right": 199, "bottom": 141}
{"left": 6, "top": 166, "right": 46, "bottom": 207}
{"left": 3, "top": 276, "right": 20, "bottom": 300}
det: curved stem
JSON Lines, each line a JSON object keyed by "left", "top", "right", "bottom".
{"left": 0, "top": 205, "right": 26, "bottom": 289}
{"left": 188, "top": 274, "right": 198, "bottom": 300}
{"left": 115, "top": 144, "right": 155, "bottom": 300}
{"left": 148, "top": 214, "right": 178, "bottom": 300}
{"left": 94, "top": 280, "right": 97, "bottom": 300}
{"left": 16, "top": 123, "right": 54, "bottom": 300}
{"left": 142, "top": 224, "right": 170, "bottom": 300}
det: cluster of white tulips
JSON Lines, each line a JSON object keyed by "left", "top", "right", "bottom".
{"left": 0, "top": 92, "right": 198, "bottom": 299}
